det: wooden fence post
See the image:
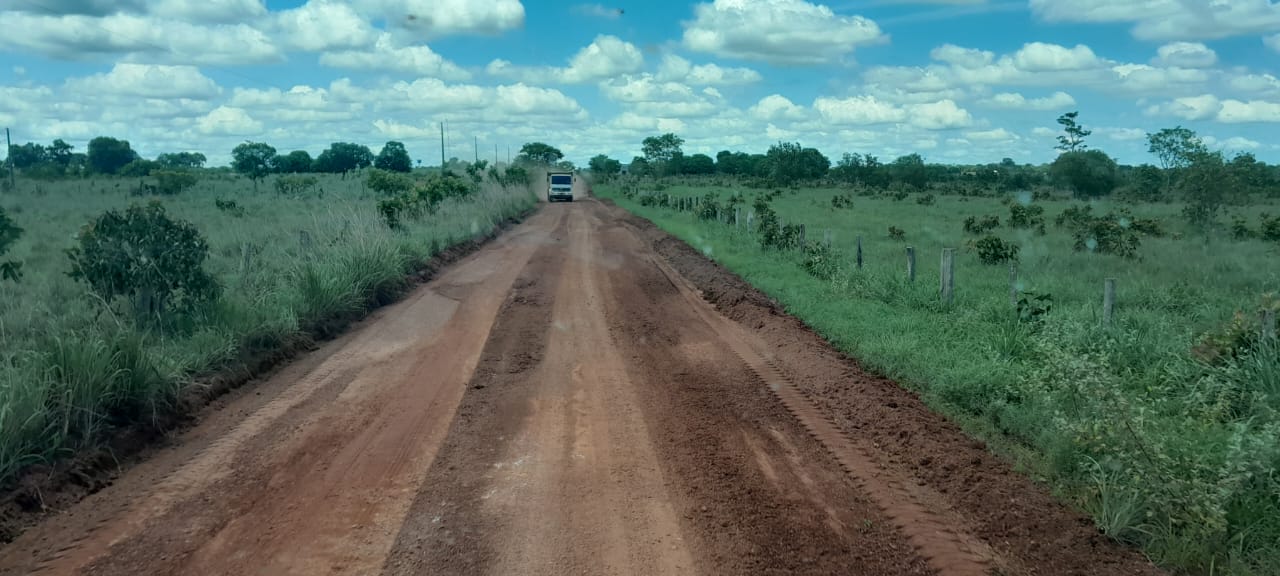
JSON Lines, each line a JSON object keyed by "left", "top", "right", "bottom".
{"left": 940, "top": 248, "right": 954, "bottom": 304}
{"left": 823, "top": 229, "right": 831, "bottom": 247}
{"left": 1103, "top": 278, "right": 1116, "bottom": 327}
{"left": 747, "top": 211, "right": 754, "bottom": 233}
{"left": 1261, "top": 308, "right": 1276, "bottom": 341}
{"left": 906, "top": 247, "right": 916, "bottom": 282}
{"left": 856, "top": 236, "right": 863, "bottom": 269}
{"left": 799, "top": 224, "right": 807, "bottom": 247}
{"left": 1009, "top": 263, "right": 1018, "bottom": 308}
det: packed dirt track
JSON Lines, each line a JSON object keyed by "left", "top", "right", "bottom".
{"left": 0, "top": 189, "right": 1163, "bottom": 576}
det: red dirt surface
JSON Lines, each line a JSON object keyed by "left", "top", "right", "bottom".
{"left": 0, "top": 189, "right": 1162, "bottom": 576}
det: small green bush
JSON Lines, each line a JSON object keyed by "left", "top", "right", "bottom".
{"left": 1231, "top": 216, "right": 1255, "bottom": 240}
{"left": 67, "top": 202, "right": 220, "bottom": 322}
{"left": 916, "top": 193, "right": 936, "bottom": 206}
{"left": 963, "top": 215, "right": 1001, "bottom": 235}
{"left": 0, "top": 206, "right": 23, "bottom": 282}
{"left": 152, "top": 170, "right": 199, "bottom": 195}
{"left": 1261, "top": 213, "right": 1280, "bottom": 242}
{"left": 697, "top": 193, "right": 721, "bottom": 222}
{"left": 972, "top": 235, "right": 1019, "bottom": 264}
{"left": 801, "top": 242, "right": 842, "bottom": 281}
{"left": 1009, "top": 203, "right": 1046, "bottom": 230}
{"left": 276, "top": 175, "right": 319, "bottom": 196}
{"left": 1071, "top": 218, "right": 1141, "bottom": 258}
{"left": 831, "top": 193, "right": 853, "bottom": 209}
{"left": 366, "top": 169, "right": 414, "bottom": 195}
{"left": 888, "top": 226, "right": 905, "bottom": 241}
{"left": 214, "top": 199, "right": 246, "bottom": 217}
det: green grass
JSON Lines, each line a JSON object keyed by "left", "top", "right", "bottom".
{"left": 600, "top": 181, "right": 1280, "bottom": 576}
{"left": 0, "top": 171, "right": 535, "bottom": 485}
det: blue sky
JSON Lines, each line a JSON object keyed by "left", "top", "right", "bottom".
{"left": 1, "top": 0, "right": 1278, "bottom": 166}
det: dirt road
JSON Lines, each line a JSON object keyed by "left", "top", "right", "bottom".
{"left": 0, "top": 191, "right": 1161, "bottom": 575}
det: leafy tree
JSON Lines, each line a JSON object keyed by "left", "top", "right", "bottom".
{"left": 314, "top": 142, "right": 373, "bottom": 177}
{"left": 375, "top": 141, "right": 412, "bottom": 173}
{"left": 1055, "top": 111, "right": 1091, "bottom": 152}
{"left": 516, "top": 142, "right": 564, "bottom": 165}
{"left": 367, "top": 168, "right": 415, "bottom": 195}
{"left": 1124, "top": 164, "right": 1164, "bottom": 202}
{"left": 67, "top": 202, "right": 219, "bottom": 322}
{"left": 1050, "top": 149, "right": 1119, "bottom": 198}
{"left": 153, "top": 171, "right": 200, "bottom": 195}
{"left": 765, "top": 142, "right": 829, "bottom": 183}
{"left": 683, "top": 153, "right": 716, "bottom": 175}
{"left": 628, "top": 156, "right": 650, "bottom": 177}
{"left": 156, "top": 152, "right": 207, "bottom": 169}
{"left": 231, "top": 141, "right": 277, "bottom": 190}
{"left": 0, "top": 207, "right": 22, "bottom": 282}
{"left": 1180, "top": 151, "right": 1230, "bottom": 231}
{"left": 46, "top": 139, "right": 73, "bottom": 168}
{"left": 1146, "top": 126, "right": 1206, "bottom": 171}
{"left": 118, "top": 159, "right": 158, "bottom": 177}
{"left": 588, "top": 154, "right": 623, "bottom": 178}
{"left": 1227, "top": 152, "right": 1272, "bottom": 195}
{"left": 272, "top": 150, "right": 313, "bottom": 174}
{"left": 6, "top": 143, "right": 47, "bottom": 168}
{"left": 642, "top": 133, "right": 684, "bottom": 174}
{"left": 891, "top": 153, "right": 928, "bottom": 190}
{"left": 87, "top": 137, "right": 139, "bottom": 175}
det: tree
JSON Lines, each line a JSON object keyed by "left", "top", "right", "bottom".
{"left": 6, "top": 143, "right": 46, "bottom": 168}
{"left": 1125, "top": 164, "right": 1164, "bottom": 202}
{"left": 272, "top": 150, "right": 313, "bottom": 174}
{"left": 516, "top": 142, "right": 564, "bottom": 165}
{"left": 588, "top": 154, "right": 622, "bottom": 178}
{"left": 891, "top": 153, "right": 928, "bottom": 190}
{"left": 375, "top": 141, "right": 412, "bottom": 173}
{"left": 231, "top": 141, "right": 277, "bottom": 189}
{"left": 313, "top": 142, "right": 373, "bottom": 177}
{"left": 1146, "top": 126, "right": 1205, "bottom": 171}
{"left": 156, "top": 152, "right": 207, "bottom": 169}
{"left": 765, "top": 142, "right": 829, "bottom": 184}
{"left": 1228, "top": 152, "right": 1272, "bottom": 195}
{"left": 118, "top": 159, "right": 158, "bottom": 177}
{"left": 67, "top": 202, "right": 219, "bottom": 323}
{"left": 641, "top": 133, "right": 684, "bottom": 174}
{"left": 1050, "top": 149, "right": 1119, "bottom": 198}
{"left": 1055, "top": 111, "right": 1091, "bottom": 152}
{"left": 683, "top": 153, "right": 716, "bottom": 175}
{"left": 1180, "top": 151, "right": 1230, "bottom": 231}
{"left": 629, "top": 156, "right": 650, "bottom": 176}
{"left": 48, "top": 140, "right": 74, "bottom": 166}
{"left": 87, "top": 137, "right": 139, "bottom": 175}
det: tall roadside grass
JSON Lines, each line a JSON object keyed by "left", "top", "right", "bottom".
{"left": 0, "top": 172, "right": 536, "bottom": 485}
{"left": 600, "top": 182, "right": 1280, "bottom": 576}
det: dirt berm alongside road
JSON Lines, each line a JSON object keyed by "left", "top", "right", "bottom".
{"left": 0, "top": 193, "right": 1161, "bottom": 575}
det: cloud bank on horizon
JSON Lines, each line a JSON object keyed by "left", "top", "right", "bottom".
{"left": 1, "top": 0, "right": 1277, "bottom": 166}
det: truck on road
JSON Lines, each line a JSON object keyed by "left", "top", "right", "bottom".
{"left": 547, "top": 171, "right": 574, "bottom": 202}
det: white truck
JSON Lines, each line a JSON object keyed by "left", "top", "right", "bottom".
{"left": 547, "top": 171, "right": 574, "bottom": 202}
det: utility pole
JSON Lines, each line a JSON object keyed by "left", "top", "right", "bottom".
{"left": 507, "top": 145, "right": 511, "bottom": 164}
{"left": 474, "top": 135, "right": 478, "bottom": 164}
{"left": 5, "top": 128, "right": 13, "bottom": 189}
{"left": 439, "top": 122, "right": 445, "bottom": 172}
{"left": 495, "top": 143, "right": 498, "bottom": 166}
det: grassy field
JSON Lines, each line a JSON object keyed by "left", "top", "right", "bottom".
{"left": 0, "top": 171, "right": 535, "bottom": 485}
{"left": 599, "top": 180, "right": 1280, "bottom": 576}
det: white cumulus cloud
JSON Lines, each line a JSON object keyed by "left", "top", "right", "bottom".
{"left": 321, "top": 33, "right": 469, "bottom": 80}
{"left": 1153, "top": 42, "right": 1218, "bottom": 68}
{"left": 1029, "top": 0, "right": 1280, "bottom": 41}
{"left": 65, "top": 63, "right": 220, "bottom": 100}
{"left": 980, "top": 91, "right": 1076, "bottom": 110}
{"left": 682, "top": 0, "right": 885, "bottom": 64}
{"left": 487, "top": 35, "right": 642, "bottom": 84}
{"left": 356, "top": 0, "right": 525, "bottom": 36}
{"left": 656, "top": 54, "right": 762, "bottom": 86}
{"left": 196, "top": 106, "right": 263, "bottom": 135}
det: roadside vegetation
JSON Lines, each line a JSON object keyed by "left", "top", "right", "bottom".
{"left": 0, "top": 137, "right": 545, "bottom": 494}
{"left": 594, "top": 114, "right": 1280, "bottom": 576}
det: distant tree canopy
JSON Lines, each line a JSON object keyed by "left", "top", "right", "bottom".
{"left": 891, "top": 153, "right": 928, "bottom": 190}
{"left": 1147, "top": 126, "right": 1206, "bottom": 171}
{"left": 642, "top": 133, "right": 684, "bottom": 175}
{"left": 88, "top": 137, "right": 139, "bottom": 175}
{"left": 272, "top": 150, "right": 313, "bottom": 174}
{"left": 765, "top": 142, "right": 829, "bottom": 184}
{"left": 517, "top": 142, "right": 564, "bottom": 165}
{"left": 588, "top": 154, "right": 623, "bottom": 178}
{"left": 231, "top": 141, "right": 277, "bottom": 185}
{"left": 375, "top": 141, "right": 412, "bottom": 173}
{"left": 314, "top": 142, "right": 373, "bottom": 176}
{"left": 156, "top": 152, "right": 207, "bottom": 169}
{"left": 683, "top": 153, "right": 716, "bottom": 175}
{"left": 1051, "top": 149, "right": 1119, "bottom": 198}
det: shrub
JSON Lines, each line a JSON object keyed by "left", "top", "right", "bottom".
{"left": 1231, "top": 217, "right": 1255, "bottom": 240}
{"left": 118, "top": 159, "right": 158, "bottom": 177}
{"left": 963, "top": 215, "right": 1001, "bottom": 235}
{"left": 1071, "top": 218, "right": 1141, "bottom": 258}
{"left": 1009, "top": 204, "right": 1045, "bottom": 230}
{"left": 0, "top": 206, "right": 23, "bottom": 282}
{"left": 1016, "top": 292, "right": 1053, "bottom": 323}
{"left": 1261, "top": 213, "right": 1280, "bottom": 242}
{"left": 831, "top": 193, "right": 853, "bottom": 209}
{"left": 366, "top": 169, "right": 414, "bottom": 195}
{"left": 753, "top": 197, "right": 782, "bottom": 250}
{"left": 891, "top": 189, "right": 909, "bottom": 201}
{"left": 972, "top": 235, "right": 1019, "bottom": 264}
{"left": 1050, "top": 149, "right": 1120, "bottom": 198}
{"left": 801, "top": 242, "right": 842, "bottom": 280}
{"left": 67, "top": 202, "right": 220, "bottom": 323}
{"left": 1056, "top": 204, "right": 1094, "bottom": 228}
{"left": 275, "top": 175, "right": 319, "bottom": 196}
{"left": 215, "top": 199, "right": 246, "bottom": 217}
{"left": 152, "top": 170, "right": 199, "bottom": 195}
{"left": 888, "top": 226, "right": 905, "bottom": 241}
{"left": 697, "top": 193, "right": 721, "bottom": 221}
{"left": 916, "top": 193, "right": 936, "bottom": 206}
{"left": 377, "top": 175, "right": 475, "bottom": 229}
